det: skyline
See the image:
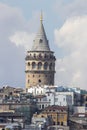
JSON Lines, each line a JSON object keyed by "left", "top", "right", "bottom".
{"left": 0, "top": 0, "right": 87, "bottom": 89}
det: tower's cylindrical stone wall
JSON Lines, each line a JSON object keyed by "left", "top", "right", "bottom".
{"left": 25, "top": 51, "right": 56, "bottom": 88}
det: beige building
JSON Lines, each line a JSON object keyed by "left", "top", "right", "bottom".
{"left": 34, "top": 105, "right": 68, "bottom": 126}
{"left": 25, "top": 15, "right": 56, "bottom": 90}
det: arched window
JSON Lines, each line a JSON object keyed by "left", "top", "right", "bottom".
{"left": 32, "top": 62, "right": 36, "bottom": 69}
{"left": 44, "top": 54, "right": 47, "bottom": 58}
{"left": 44, "top": 62, "right": 48, "bottom": 70}
{"left": 49, "top": 63, "right": 52, "bottom": 70}
{"left": 34, "top": 54, "right": 36, "bottom": 58}
{"left": 38, "top": 62, "right": 42, "bottom": 70}
{"left": 28, "top": 62, "right": 30, "bottom": 66}
{"left": 39, "top": 53, "right": 42, "bottom": 58}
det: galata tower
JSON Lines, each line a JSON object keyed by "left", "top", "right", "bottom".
{"left": 25, "top": 14, "right": 56, "bottom": 90}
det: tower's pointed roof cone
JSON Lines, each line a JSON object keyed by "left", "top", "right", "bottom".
{"left": 31, "top": 13, "right": 50, "bottom": 51}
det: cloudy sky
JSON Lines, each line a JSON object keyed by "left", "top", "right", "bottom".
{"left": 0, "top": 0, "right": 87, "bottom": 89}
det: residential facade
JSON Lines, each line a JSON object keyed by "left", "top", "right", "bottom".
{"left": 41, "top": 105, "right": 68, "bottom": 126}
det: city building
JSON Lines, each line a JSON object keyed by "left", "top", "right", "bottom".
{"left": 35, "top": 95, "right": 50, "bottom": 110}
{"left": 69, "top": 113, "right": 87, "bottom": 130}
{"left": 41, "top": 105, "right": 68, "bottom": 126}
{"left": 74, "top": 106, "right": 87, "bottom": 114}
{"left": 25, "top": 14, "right": 56, "bottom": 91}
{"left": 81, "top": 94, "right": 87, "bottom": 107}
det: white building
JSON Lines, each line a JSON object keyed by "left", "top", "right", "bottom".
{"left": 74, "top": 106, "right": 87, "bottom": 114}
{"left": 28, "top": 85, "right": 75, "bottom": 107}
{"left": 27, "top": 85, "right": 46, "bottom": 95}
{"left": 55, "top": 94, "right": 72, "bottom": 106}
{"left": 55, "top": 92, "right": 74, "bottom": 106}
{"left": 27, "top": 85, "right": 57, "bottom": 96}
{"left": 46, "top": 91, "right": 74, "bottom": 106}
{"left": 35, "top": 95, "right": 50, "bottom": 109}
{"left": 45, "top": 92, "right": 55, "bottom": 106}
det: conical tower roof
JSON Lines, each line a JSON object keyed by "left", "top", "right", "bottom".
{"left": 31, "top": 14, "right": 50, "bottom": 51}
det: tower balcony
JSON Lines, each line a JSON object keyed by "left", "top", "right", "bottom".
{"left": 25, "top": 70, "right": 56, "bottom": 73}
{"left": 25, "top": 55, "right": 56, "bottom": 61}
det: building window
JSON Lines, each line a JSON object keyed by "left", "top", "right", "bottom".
{"left": 38, "top": 62, "right": 42, "bottom": 70}
{"left": 55, "top": 98, "right": 58, "bottom": 102}
{"left": 50, "top": 81, "right": 52, "bottom": 85}
{"left": 39, "top": 39, "right": 43, "bottom": 43}
{"left": 39, "top": 105, "right": 41, "bottom": 108}
{"left": 34, "top": 54, "right": 36, "bottom": 58}
{"left": 38, "top": 79, "right": 41, "bottom": 83}
{"left": 61, "top": 122, "right": 63, "bottom": 125}
{"left": 49, "top": 63, "right": 52, "bottom": 70}
{"left": 86, "top": 96, "right": 87, "bottom": 101}
{"left": 57, "top": 122, "right": 60, "bottom": 125}
{"left": 32, "top": 62, "right": 36, "bottom": 69}
{"left": 42, "top": 104, "right": 44, "bottom": 109}
{"left": 28, "top": 62, "right": 30, "bottom": 66}
{"left": 28, "top": 80, "right": 29, "bottom": 83}
{"left": 48, "top": 93, "right": 50, "bottom": 96}
{"left": 53, "top": 122, "right": 55, "bottom": 125}
{"left": 44, "top": 62, "right": 48, "bottom": 70}
{"left": 44, "top": 54, "right": 47, "bottom": 58}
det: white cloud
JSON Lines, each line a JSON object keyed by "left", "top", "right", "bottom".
{"left": 54, "top": 15, "right": 87, "bottom": 89}
{"left": 9, "top": 31, "right": 35, "bottom": 51}
{"left": 54, "top": 0, "right": 87, "bottom": 20}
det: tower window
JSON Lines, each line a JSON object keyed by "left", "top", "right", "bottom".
{"left": 49, "top": 63, "right": 52, "bottom": 70}
{"left": 28, "top": 62, "right": 30, "bottom": 66}
{"left": 28, "top": 80, "right": 29, "bottom": 83}
{"left": 44, "top": 54, "right": 47, "bottom": 58}
{"left": 38, "top": 79, "right": 41, "bottom": 83}
{"left": 44, "top": 62, "right": 48, "bottom": 70}
{"left": 34, "top": 54, "right": 36, "bottom": 58}
{"left": 39, "top": 53, "right": 42, "bottom": 58}
{"left": 32, "top": 62, "right": 36, "bottom": 69}
{"left": 39, "top": 39, "right": 43, "bottom": 43}
{"left": 38, "top": 62, "right": 42, "bottom": 70}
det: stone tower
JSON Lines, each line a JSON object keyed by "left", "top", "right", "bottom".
{"left": 25, "top": 14, "right": 56, "bottom": 90}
